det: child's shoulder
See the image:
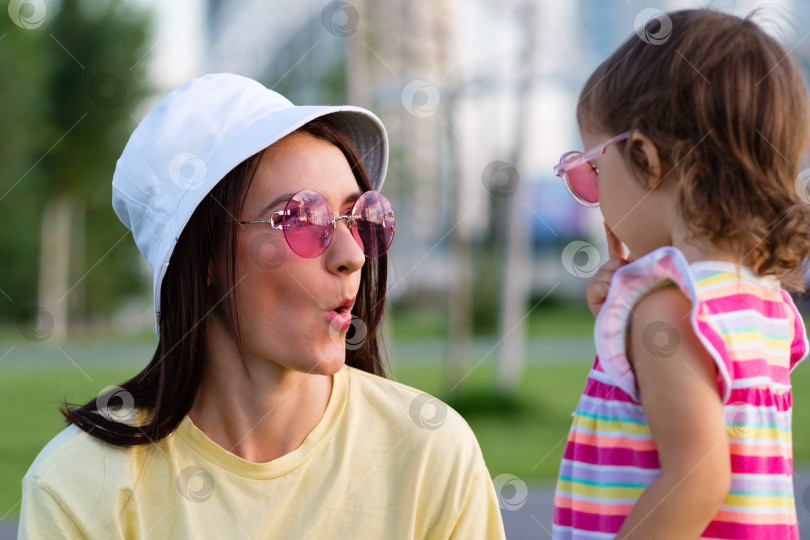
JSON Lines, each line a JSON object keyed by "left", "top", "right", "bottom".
{"left": 633, "top": 282, "right": 691, "bottom": 320}
{"left": 595, "top": 247, "right": 725, "bottom": 401}
{"left": 629, "top": 284, "right": 716, "bottom": 377}
{"left": 596, "top": 246, "right": 696, "bottom": 342}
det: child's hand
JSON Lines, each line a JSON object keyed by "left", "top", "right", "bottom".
{"left": 586, "top": 224, "right": 632, "bottom": 318}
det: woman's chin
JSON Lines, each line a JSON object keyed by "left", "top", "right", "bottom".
{"left": 302, "top": 347, "right": 347, "bottom": 376}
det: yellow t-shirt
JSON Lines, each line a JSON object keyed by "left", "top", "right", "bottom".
{"left": 19, "top": 366, "right": 506, "bottom": 539}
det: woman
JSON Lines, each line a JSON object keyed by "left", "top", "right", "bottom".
{"left": 19, "top": 74, "right": 505, "bottom": 539}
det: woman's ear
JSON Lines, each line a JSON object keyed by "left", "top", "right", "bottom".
{"left": 628, "top": 132, "right": 662, "bottom": 188}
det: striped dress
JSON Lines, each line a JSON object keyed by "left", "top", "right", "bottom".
{"left": 553, "top": 246, "right": 808, "bottom": 539}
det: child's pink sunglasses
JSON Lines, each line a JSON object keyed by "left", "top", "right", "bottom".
{"left": 553, "top": 132, "right": 632, "bottom": 207}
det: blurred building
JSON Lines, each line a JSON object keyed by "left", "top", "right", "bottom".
{"left": 194, "top": 0, "right": 809, "bottom": 299}
{"left": 203, "top": 0, "right": 456, "bottom": 297}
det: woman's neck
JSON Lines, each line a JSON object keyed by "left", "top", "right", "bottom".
{"left": 188, "top": 317, "right": 333, "bottom": 463}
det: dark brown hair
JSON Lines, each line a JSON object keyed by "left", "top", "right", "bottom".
{"left": 578, "top": 9, "right": 810, "bottom": 289}
{"left": 62, "top": 115, "right": 389, "bottom": 446}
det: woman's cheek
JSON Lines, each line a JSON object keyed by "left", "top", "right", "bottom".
{"left": 245, "top": 232, "right": 289, "bottom": 271}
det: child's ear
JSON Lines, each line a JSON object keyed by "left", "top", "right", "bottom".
{"left": 629, "top": 132, "right": 662, "bottom": 188}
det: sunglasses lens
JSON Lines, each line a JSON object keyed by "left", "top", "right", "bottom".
{"left": 566, "top": 163, "right": 599, "bottom": 205}
{"left": 351, "top": 192, "right": 395, "bottom": 258}
{"left": 283, "top": 190, "right": 334, "bottom": 258}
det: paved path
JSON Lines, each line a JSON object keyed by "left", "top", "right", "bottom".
{"left": 0, "top": 336, "right": 597, "bottom": 372}
{"left": 4, "top": 469, "right": 809, "bottom": 539}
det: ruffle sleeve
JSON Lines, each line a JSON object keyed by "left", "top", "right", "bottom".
{"left": 594, "top": 246, "right": 733, "bottom": 403}
{"left": 780, "top": 290, "right": 809, "bottom": 372}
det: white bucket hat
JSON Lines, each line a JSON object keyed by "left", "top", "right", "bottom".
{"left": 112, "top": 73, "right": 389, "bottom": 336}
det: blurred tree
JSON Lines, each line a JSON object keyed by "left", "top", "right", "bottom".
{"left": 495, "top": 1, "right": 538, "bottom": 393}
{"left": 0, "top": 3, "right": 52, "bottom": 329}
{"left": 0, "top": 0, "right": 152, "bottom": 337}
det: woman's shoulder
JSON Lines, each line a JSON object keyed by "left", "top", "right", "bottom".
{"left": 20, "top": 418, "right": 181, "bottom": 538}
{"left": 343, "top": 366, "right": 481, "bottom": 454}
{"left": 26, "top": 424, "right": 110, "bottom": 480}
{"left": 23, "top": 419, "right": 149, "bottom": 497}
{"left": 341, "top": 368, "right": 504, "bottom": 539}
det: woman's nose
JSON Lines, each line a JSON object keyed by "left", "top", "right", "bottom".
{"left": 325, "top": 219, "right": 364, "bottom": 274}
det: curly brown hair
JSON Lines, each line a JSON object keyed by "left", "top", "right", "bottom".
{"left": 578, "top": 9, "right": 810, "bottom": 290}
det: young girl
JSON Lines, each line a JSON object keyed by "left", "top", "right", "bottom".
{"left": 552, "top": 9, "right": 810, "bottom": 540}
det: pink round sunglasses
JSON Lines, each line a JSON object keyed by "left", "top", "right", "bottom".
{"left": 553, "top": 132, "right": 632, "bottom": 207}
{"left": 236, "top": 189, "right": 395, "bottom": 259}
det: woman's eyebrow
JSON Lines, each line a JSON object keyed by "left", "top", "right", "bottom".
{"left": 258, "top": 193, "right": 295, "bottom": 217}
{"left": 342, "top": 191, "right": 363, "bottom": 205}
{"left": 258, "top": 190, "right": 364, "bottom": 218}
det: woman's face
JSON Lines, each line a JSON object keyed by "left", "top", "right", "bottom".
{"left": 214, "top": 132, "right": 367, "bottom": 376}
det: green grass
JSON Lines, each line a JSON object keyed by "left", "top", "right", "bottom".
{"left": 0, "top": 366, "right": 140, "bottom": 521}
{"left": 408, "top": 362, "right": 810, "bottom": 481}
{"left": 787, "top": 364, "right": 810, "bottom": 464}
{"left": 523, "top": 304, "right": 595, "bottom": 337}
{"left": 3, "top": 356, "right": 810, "bottom": 522}
{"left": 392, "top": 362, "right": 592, "bottom": 481}
{"left": 388, "top": 302, "right": 595, "bottom": 340}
